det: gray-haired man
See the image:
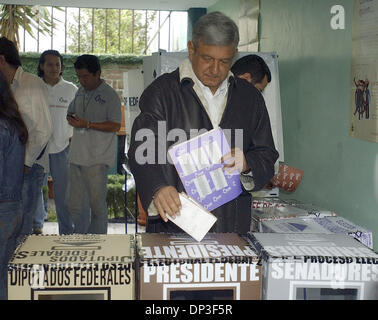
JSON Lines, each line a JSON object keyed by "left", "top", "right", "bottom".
{"left": 128, "top": 12, "right": 278, "bottom": 234}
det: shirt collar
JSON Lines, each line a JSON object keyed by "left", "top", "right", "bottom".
{"left": 197, "top": 73, "right": 229, "bottom": 97}
{"left": 179, "top": 58, "right": 233, "bottom": 95}
{"left": 11, "top": 66, "right": 23, "bottom": 86}
{"left": 83, "top": 79, "right": 105, "bottom": 94}
{"left": 44, "top": 77, "right": 64, "bottom": 88}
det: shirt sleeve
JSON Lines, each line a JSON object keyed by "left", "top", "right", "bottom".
{"left": 107, "top": 91, "right": 122, "bottom": 123}
{"left": 240, "top": 170, "right": 255, "bottom": 192}
{"left": 67, "top": 89, "right": 79, "bottom": 115}
{"left": 127, "top": 82, "right": 170, "bottom": 212}
{"left": 0, "top": 129, "right": 8, "bottom": 183}
{"left": 66, "top": 85, "right": 78, "bottom": 138}
{"left": 243, "top": 93, "right": 279, "bottom": 191}
{"left": 23, "top": 78, "right": 52, "bottom": 167}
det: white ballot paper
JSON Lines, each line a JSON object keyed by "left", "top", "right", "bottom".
{"left": 167, "top": 193, "right": 217, "bottom": 242}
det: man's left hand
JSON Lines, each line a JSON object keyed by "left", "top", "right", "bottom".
{"left": 221, "top": 147, "right": 250, "bottom": 175}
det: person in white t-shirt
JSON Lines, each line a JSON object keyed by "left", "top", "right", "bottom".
{"left": 36, "top": 50, "right": 78, "bottom": 235}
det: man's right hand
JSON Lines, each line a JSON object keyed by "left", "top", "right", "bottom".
{"left": 153, "top": 186, "right": 182, "bottom": 223}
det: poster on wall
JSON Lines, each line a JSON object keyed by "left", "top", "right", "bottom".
{"left": 123, "top": 69, "right": 144, "bottom": 137}
{"left": 350, "top": 0, "right": 378, "bottom": 143}
{"left": 238, "top": 0, "right": 259, "bottom": 51}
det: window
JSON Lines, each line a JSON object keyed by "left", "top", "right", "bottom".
{"left": 18, "top": 6, "right": 187, "bottom": 54}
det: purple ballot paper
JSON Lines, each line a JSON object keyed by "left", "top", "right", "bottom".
{"left": 168, "top": 128, "right": 242, "bottom": 211}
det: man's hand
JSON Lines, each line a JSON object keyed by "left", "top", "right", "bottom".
{"left": 221, "top": 147, "right": 249, "bottom": 175}
{"left": 264, "top": 179, "right": 274, "bottom": 190}
{"left": 153, "top": 186, "right": 182, "bottom": 223}
{"left": 67, "top": 115, "right": 88, "bottom": 128}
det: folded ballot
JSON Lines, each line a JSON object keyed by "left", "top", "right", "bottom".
{"left": 168, "top": 128, "right": 242, "bottom": 211}
{"left": 166, "top": 193, "right": 217, "bottom": 242}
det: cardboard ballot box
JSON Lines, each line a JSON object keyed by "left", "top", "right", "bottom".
{"left": 251, "top": 199, "right": 337, "bottom": 232}
{"left": 137, "top": 233, "right": 261, "bottom": 300}
{"left": 8, "top": 234, "right": 135, "bottom": 300}
{"left": 284, "top": 200, "right": 337, "bottom": 217}
{"left": 261, "top": 216, "right": 373, "bottom": 249}
{"left": 247, "top": 232, "right": 378, "bottom": 300}
{"left": 252, "top": 198, "right": 337, "bottom": 217}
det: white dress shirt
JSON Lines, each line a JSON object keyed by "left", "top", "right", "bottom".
{"left": 180, "top": 59, "right": 230, "bottom": 128}
{"left": 11, "top": 67, "right": 52, "bottom": 168}
{"left": 180, "top": 59, "right": 255, "bottom": 190}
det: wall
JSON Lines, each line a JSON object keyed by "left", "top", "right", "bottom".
{"left": 209, "top": 0, "right": 378, "bottom": 250}
{"left": 208, "top": 0, "right": 240, "bottom": 22}
{"left": 102, "top": 64, "right": 129, "bottom": 100}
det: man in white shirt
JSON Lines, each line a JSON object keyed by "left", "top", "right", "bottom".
{"left": 0, "top": 37, "right": 52, "bottom": 242}
{"left": 34, "top": 50, "right": 78, "bottom": 235}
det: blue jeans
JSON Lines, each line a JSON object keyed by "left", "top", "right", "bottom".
{"left": 0, "top": 201, "right": 22, "bottom": 300}
{"left": 33, "top": 174, "right": 48, "bottom": 229}
{"left": 17, "top": 163, "right": 45, "bottom": 244}
{"left": 49, "top": 147, "right": 73, "bottom": 234}
{"left": 69, "top": 164, "right": 108, "bottom": 234}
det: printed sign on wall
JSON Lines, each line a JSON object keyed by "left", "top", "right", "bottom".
{"left": 350, "top": 0, "right": 378, "bottom": 143}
